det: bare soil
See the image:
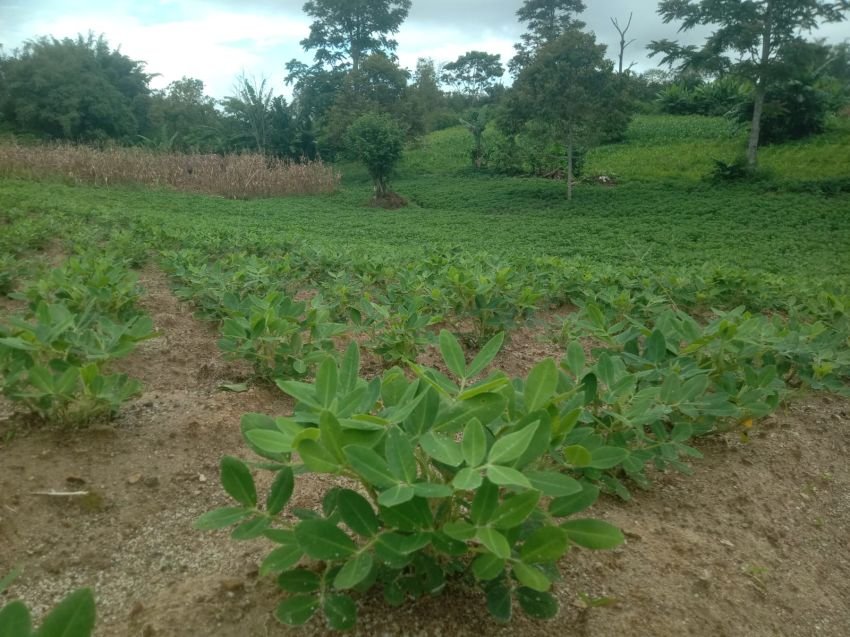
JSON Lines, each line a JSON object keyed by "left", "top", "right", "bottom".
{"left": 1, "top": 267, "right": 849, "bottom": 637}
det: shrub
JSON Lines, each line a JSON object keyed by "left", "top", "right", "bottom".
{"left": 344, "top": 113, "right": 406, "bottom": 200}
{"left": 198, "top": 335, "right": 625, "bottom": 630}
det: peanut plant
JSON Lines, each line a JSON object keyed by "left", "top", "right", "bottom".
{"left": 199, "top": 333, "right": 624, "bottom": 630}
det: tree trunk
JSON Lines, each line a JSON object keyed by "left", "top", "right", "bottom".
{"left": 746, "top": 86, "right": 766, "bottom": 168}
{"left": 567, "top": 128, "right": 574, "bottom": 202}
{"left": 747, "top": 17, "right": 772, "bottom": 169}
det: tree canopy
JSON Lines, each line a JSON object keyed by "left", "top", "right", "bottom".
{"left": 442, "top": 51, "right": 505, "bottom": 100}
{"left": 300, "top": 0, "right": 412, "bottom": 72}
{"left": 0, "top": 34, "right": 151, "bottom": 142}
{"left": 649, "top": 0, "right": 849, "bottom": 167}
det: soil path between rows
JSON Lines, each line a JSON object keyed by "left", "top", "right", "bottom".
{"left": 1, "top": 265, "right": 848, "bottom": 636}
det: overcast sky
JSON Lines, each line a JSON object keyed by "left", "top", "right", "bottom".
{"left": 1, "top": 0, "right": 847, "bottom": 98}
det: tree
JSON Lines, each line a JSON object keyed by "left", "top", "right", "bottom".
{"left": 222, "top": 74, "right": 274, "bottom": 154}
{"left": 505, "top": 29, "right": 627, "bottom": 200}
{"left": 442, "top": 51, "right": 505, "bottom": 100}
{"left": 299, "top": 0, "right": 412, "bottom": 72}
{"left": 510, "top": 0, "right": 587, "bottom": 73}
{"left": 345, "top": 112, "right": 405, "bottom": 199}
{"left": 146, "top": 77, "right": 222, "bottom": 152}
{"left": 611, "top": 12, "right": 636, "bottom": 74}
{"left": 0, "top": 34, "right": 151, "bottom": 142}
{"left": 648, "top": 0, "right": 849, "bottom": 168}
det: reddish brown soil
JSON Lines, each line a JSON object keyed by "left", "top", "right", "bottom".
{"left": 1, "top": 267, "right": 849, "bottom": 636}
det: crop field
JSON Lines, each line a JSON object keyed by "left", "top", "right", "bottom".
{"left": 1, "top": 115, "right": 849, "bottom": 636}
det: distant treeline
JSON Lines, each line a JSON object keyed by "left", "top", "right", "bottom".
{"left": 0, "top": 1, "right": 847, "bottom": 175}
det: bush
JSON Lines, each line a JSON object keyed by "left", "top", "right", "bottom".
{"left": 345, "top": 113, "right": 406, "bottom": 200}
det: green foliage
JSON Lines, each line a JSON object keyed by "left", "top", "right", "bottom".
{"left": 442, "top": 52, "right": 505, "bottom": 100}
{"left": 218, "top": 293, "right": 346, "bottom": 381}
{"left": 299, "top": 0, "right": 412, "bottom": 72}
{"left": 0, "top": 34, "right": 151, "bottom": 142}
{"left": 200, "top": 337, "right": 625, "bottom": 629}
{"left": 0, "top": 575, "right": 96, "bottom": 637}
{"left": 0, "top": 252, "right": 153, "bottom": 425}
{"left": 345, "top": 113, "right": 405, "bottom": 198}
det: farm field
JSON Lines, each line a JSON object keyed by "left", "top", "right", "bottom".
{"left": 1, "top": 115, "right": 849, "bottom": 636}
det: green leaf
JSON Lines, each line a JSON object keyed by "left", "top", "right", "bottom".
{"left": 231, "top": 516, "right": 271, "bottom": 540}
{"left": 344, "top": 446, "right": 398, "bottom": 488}
{"left": 434, "top": 392, "right": 507, "bottom": 432}
{"left": 525, "top": 471, "right": 582, "bottom": 497}
{"left": 562, "top": 519, "right": 624, "bottom": 550}
{"left": 298, "top": 439, "right": 342, "bottom": 474}
{"left": 0, "top": 601, "right": 31, "bottom": 637}
{"left": 521, "top": 526, "right": 569, "bottom": 563}
{"left": 486, "top": 465, "right": 532, "bottom": 489}
{"left": 377, "top": 484, "right": 415, "bottom": 507}
{"left": 295, "top": 519, "right": 357, "bottom": 561}
{"left": 525, "top": 359, "right": 557, "bottom": 412}
{"left": 442, "top": 520, "right": 476, "bottom": 541}
{"left": 588, "top": 446, "right": 629, "bottom": 470}
{"left": 488, "top": 421, "right": 540, "bottom": 465}
{"left": 378, "top": 497, "right": 433, "bottom": 531}
{"left": 470, "top": 479, "right": 499, "bottom": 525}
{"left": 220, "top": 456, "right": 257, "bottom": 508}
{"left": 195, "top": 507, "right": 253, "bottom": 530}
{"left": 319, "top": 411, "right": 345, "bottom": 463}
{"left": 486, "top": 583, "right": 512, "bottom": 623}
{"left": 419, "top": 432, "right": 463, "bottom": 467}
{"left": 476, "top": 527, "right": 510, "bottom": 559}
{"left": 462, "top": 418, "right": 487, "bottom": 467}
{"left": 411, "top": 482, "right": 452, "bottom": 498}
{"left": 275, "top": 594, "right": 319, "bottom": 626}
{"left": 276, "top": 380, "right": 321, "bottom": 409}
{"left": 33, "top": 588, "right": 95, "bottom": 637}
{"left": 277, "top": 569, "right": 320, "bottom": 593}
{"left": 466, "top": 332, "right": 505, "bottom": 378}
{"left": 490, "top": 491, "right": 541, "bottom": 530}
{"left": 565, "top": 341, "right": 585, "bottom": 377}
{"left": 472, "top": 553, "right": 505, "bottom": 581}
{"left": 218, "top": 382, "right": 249, "bottom": 393}
{"left": 439, "top": 329, "right": 467, "bottom": 378}
{"left": 456, "top": 375, "right": 510, "bottom": 400}
{"left": 337, "top": 489, "right": 379, "bottom": 538}
{"left": 517, "top": 587, "right": 558, "bottom": 620}
{"left": 315, "top": 357, "right": 338, "bottom": 408}
{"left": 266, "top": 467, "right": 294, "bottom": 516}
{"left": 549, "top": 483, "right": 600, "bottom": 517}
{"left": 386, "top": 427, "right": 417, "bottom": 483}
{"left": 323, "top": 594, "right": 357, "bottom": 631}
{"left": 244, "top": 429, "right": 292, "bottom": 454}
{"left": 452, "top": 467, "right": 483, "bottom": 491}
{"left": 260, "top": 544, "right": 303, "bottom": 576}
{"left": 334, "top": 553, "right": 374, "bottom": 590}
{"left": 513, "top": 562, "right": 551, "bottom": 592}
{"left": 644, "top": 329, "right": 667, "bottom": 363}
{"left": 563, "top": 445, "right": 592, "bottom": 467}
{"left": 339, "top": 342, "right": 360, "bottom": 394}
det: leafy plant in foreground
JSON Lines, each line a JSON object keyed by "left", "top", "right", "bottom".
{"left": 0, "top": 571, "right": 96, "bottom": 637}
{"left": 198, "top": 333, "right": 624, "bottom": 630}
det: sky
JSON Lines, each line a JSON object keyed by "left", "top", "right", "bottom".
{"left": 1, "top": 0, "right": 848, "bottom": 99}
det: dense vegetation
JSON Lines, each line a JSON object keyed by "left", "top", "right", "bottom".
{"left": 1, "top": 0, "right": 849, "bottom": 633}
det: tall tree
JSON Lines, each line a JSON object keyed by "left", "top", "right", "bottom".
{"left": 441, "top": 51, "right": 505, "bottom": 100}
{"left": 611, "top": 12, "right": 636, "bottom": 74}
{"left": 511, "top": 0, "right": 587, "bottom": 73}
{"left": 299, "top": 0, "right": 412, "bottom": 72}
{"left": 0, "top": 34, "right": 151, "bottom": 141}
{"left": 222, "top": 74, "right": 275, "bottom": 153}
{"left": 146, "top": 77, "right": 222, "bottom": 151}
{"left": 648, "top": 0, "right": 849, "bottom": 168}
{"left": 505, "top": 29, "right": 626, "bottom": 200}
